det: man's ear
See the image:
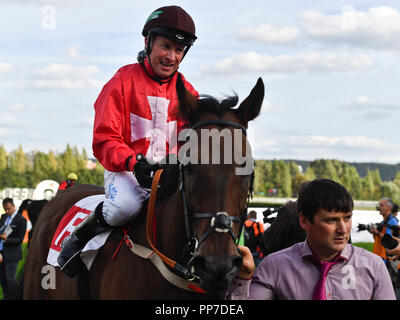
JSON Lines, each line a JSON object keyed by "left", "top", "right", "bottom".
{"left": 299, "top": 212, "right": 309, "bottom": 231}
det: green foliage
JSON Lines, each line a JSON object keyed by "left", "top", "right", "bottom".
{"left": 0, "top": 144, "right": 104, "bottom": 189}
{"left": 0, "top": 144, "right": 399, "bottom": 204}
{"left": 254, "top": 159, "right": 400, "bottom": 203}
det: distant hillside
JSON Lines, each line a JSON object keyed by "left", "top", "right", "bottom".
{"left": 275, "top": 160, "right": 400, "bottom": 182}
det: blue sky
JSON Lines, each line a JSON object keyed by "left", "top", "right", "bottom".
{"left": 1, "top": 0, "right": 400, "bottom": 163}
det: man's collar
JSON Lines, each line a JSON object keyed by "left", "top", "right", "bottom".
{"left": 300, "top": 239, "right": 350, "bottom": 262}
{"left": 8, "top": 210, "right": 18, "bottom": 222}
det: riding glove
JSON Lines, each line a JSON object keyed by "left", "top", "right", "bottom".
{"left": 133, "top": 154, "right": 163, "bottom": 189}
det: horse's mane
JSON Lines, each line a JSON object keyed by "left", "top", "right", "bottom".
{"left": 177, "top": 94, "right": 239, "bottom": 123}
{"left": 196, "top": 94, "right": 239, "bottom": 118}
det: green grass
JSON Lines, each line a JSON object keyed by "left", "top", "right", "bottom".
{"left": 352, "top": 242, "right": 374, "bottom": 252}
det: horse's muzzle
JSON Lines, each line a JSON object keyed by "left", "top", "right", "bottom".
{"left": 187, "top": 254, "right": 243, "bottom": 292}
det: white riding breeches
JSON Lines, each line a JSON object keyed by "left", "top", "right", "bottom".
{"left": 102, "top": 169, "right": 150, "bottom": 227}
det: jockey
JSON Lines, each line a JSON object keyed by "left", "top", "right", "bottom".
{"left": 58, "top": 173, "right": 78, "bottom": 191}
{"left": 58, "top": 5, "right": 199, "bottom": 276}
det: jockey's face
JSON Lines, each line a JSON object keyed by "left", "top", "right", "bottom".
{"left": 146, "top": 35, "right": 185, "bottom": 79}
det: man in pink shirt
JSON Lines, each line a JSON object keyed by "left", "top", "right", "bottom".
{"left": 231, "top": 178, "right": 395, "bottom": 300}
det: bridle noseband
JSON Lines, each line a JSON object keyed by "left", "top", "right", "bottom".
{"left": 179, "top": 120, "right": 254, "bottom": 275}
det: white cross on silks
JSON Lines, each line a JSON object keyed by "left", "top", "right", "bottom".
{"left": 130, "top": 96, "right": 177, "bottom": 162}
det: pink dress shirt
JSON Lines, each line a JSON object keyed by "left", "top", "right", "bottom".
{"left": 230, "top": 241, "right": 395, "bottom": 300}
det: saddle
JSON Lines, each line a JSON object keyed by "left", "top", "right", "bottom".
{"left": 46, "top": 161, "right": 179, "bottom": 271}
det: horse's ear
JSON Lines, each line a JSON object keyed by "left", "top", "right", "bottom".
{"left": 236, "top": 78, "right": 264, "bottom": 125}
{"left": 176, "top": 73, "right": 198, "bottom": 119}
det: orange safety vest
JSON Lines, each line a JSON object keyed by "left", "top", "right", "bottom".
{"left": 244, "top": 219, "right": 265, "bottom": 257}
{"left": 372, "top": 226, "right": 387, "bottom": 260}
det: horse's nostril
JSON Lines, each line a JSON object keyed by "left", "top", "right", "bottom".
{"left": 232, "top": 255, "right": 243, "bottom": 269}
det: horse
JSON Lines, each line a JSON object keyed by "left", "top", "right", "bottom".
{"left": 23, "top": 75, "right": 264, "bottom": 299}
{"left": 17, "top": 199, "right": 48, "bottom": 247}
{"left": 262, "top": 201, "right": 306, "bottom": 256}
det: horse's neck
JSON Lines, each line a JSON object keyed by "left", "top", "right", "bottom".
{"left": 154, "top": 190, "right": 186, "bottom": 262}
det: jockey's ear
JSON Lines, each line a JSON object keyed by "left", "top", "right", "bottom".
{"left": 236, "top": 78, "right": 264, "bottom": 125}
{"left": 176, "top": 73, "right": 198, "bottom": 119}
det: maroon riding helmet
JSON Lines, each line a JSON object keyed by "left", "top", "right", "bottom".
{"left": 139, "top": 6, "right": 197, "bottom": 61}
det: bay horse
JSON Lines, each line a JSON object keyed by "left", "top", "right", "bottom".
{"left": 23, "top": 75, "right": 264, "bottom": 299}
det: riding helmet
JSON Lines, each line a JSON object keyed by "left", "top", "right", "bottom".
{"left": 139, "top": 6, "right": 197, "bottom": 61}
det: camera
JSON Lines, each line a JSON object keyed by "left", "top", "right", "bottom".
{"left": 357, "top": 223, "right": 381, "bottom": 232}
{"left": 263, "top": 208, "right": 278, "bottom": 224}
{"left": 382, "top": 234, "right": 399, "bottom": 250}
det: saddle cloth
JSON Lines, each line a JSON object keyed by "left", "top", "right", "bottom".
{"left": 46, "top": 194, "right": 112, "bottom": 271}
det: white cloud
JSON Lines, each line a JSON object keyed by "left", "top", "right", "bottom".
{"left": 0, "top": 114, "right": 20, "bottom": 126}
{"left": 286, "top": 135, "right": 393, "bottom": 150}
{"left": 26, "top": 63, "right": 104, "bottom": 90}
{"left": 66, "top": 45, "right": 80, "bottom": 59}
{"left": 237, "top": 24, "right": 300, "bottom": 44}
{"left": 0, "top": 62, "right": 12, "bottom": 73}
{"left": 253, "top": 134, "right": 400, "bottom": 163}
{"left": 31, "top": 63, "right": 99, "bottom": 79}
{"left": 300, "top": 6, "right": 400, "bottom": 50}
{"left": 8, "top": 103, "right": 23, "bottom": 111}
{"left": 0, "top": 127, "right": 17, "bottom": 137}
{"left": 206, "top": 51, "right": 373, "bottom": 75}
{"left": 341, "top": 96, "right": 400, "bottom": 120}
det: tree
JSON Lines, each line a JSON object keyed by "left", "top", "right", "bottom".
{"left": 9, "top": 144, "right": 28, "bottom": 174}
{"left": 0, "top": 145, "right": 7, "bottom": 171}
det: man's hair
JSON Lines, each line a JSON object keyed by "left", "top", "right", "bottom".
{"left": 2, "top": 197, "right": 14, "bottom": 207}
{"left": 298, "top": 178, "right": 354, "bottom": 223}
{"left": 247, "top": 210, "right": 257, "bottom": 219}
{"left": 380, "top": 197, "right": 394, "bottom": 208}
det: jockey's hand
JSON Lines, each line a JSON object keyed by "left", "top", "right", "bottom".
{"left": 236, "top": 245, "right": 255, "bottom": 280}
{"left": 133, "top": 154, "right": 163, "bottom": 189}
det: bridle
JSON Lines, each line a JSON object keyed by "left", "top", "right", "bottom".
{"left": 139, "top": 119, "right": 255, "bottom": 290}
{"left": 179, "top": 120, "right": 255, "bottom": 275}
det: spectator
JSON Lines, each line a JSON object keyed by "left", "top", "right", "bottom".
{"left": 0, "top": 198, "right": 27, "bottom": 299}
{"left": 230, "top": 178, "right": 395, "bottom": 300}
{"left": 243, "top": 210, "right": 265, "bottom": 266}
{"left": 368, "top": 197, "right": 398, "bottom": 265}
{"left": 58, "top": 172, "right": 78, "bottom": 191}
